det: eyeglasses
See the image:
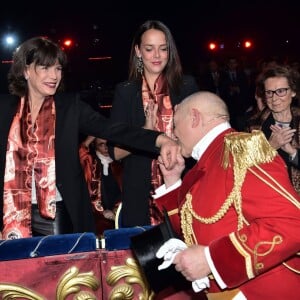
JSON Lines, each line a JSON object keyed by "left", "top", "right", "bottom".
{"left": 264, "top": 87, "right": 290, "bottom": 99}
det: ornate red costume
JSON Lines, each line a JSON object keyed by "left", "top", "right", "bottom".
{"left": 155, "top": 129, "right": 300, "bottom": 299}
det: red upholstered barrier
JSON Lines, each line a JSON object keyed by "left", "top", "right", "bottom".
{"left": 0, "top": 249, "right": 196, "bottom": 299}
{"left": 0, "top": 229, "right": 197, "bottom": 299}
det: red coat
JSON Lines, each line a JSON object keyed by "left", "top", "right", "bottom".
{"left": 156, "top": 129, "right": 300, "bottom": 300}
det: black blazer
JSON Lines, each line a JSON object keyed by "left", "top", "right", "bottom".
{"left": 109, "top": 75, "right": 199, "bottom": 227}
{"left": 0, "top": 93, "right": 161, "bottom": 233}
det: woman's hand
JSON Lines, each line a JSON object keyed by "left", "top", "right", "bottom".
{"left": 269, "top": 124, "right": 296, "bottom": 154}
{"left": 155, "top": 134, "right": 181, "bottom": 170}
{"left": 157, "top": 152, "right": 185, "bottom": 188}
{"left": 144, "top": 100, "right": 158, "bottom": 130}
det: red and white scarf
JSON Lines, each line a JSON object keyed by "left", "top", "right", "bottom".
{"left": 2, "top": 97, "right": 56, "bottom": 239}
{"left": 141, "top": 74, "right": 175, "bottom": 225}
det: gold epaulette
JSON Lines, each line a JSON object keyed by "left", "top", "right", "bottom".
{"left": 222, "top": 130, "right": 277, "bottom": 170}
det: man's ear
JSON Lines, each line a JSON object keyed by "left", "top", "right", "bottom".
{"left": 191, "top": 108, "right": 200, "bottom": 128}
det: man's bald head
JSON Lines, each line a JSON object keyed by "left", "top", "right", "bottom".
{"left": 176, "top": 91, "right": 229, "bottom": 121}
{"left": 173, "top": 92, "right": 230, "bottom": 158}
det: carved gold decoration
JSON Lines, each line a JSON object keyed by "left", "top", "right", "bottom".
{"left": 56, "top": 266, "right": 100, "bottom": 299}
{"left": 0, "top": 266, "right": 99, "bottom": 300}
{"left": 106, "top": 257, "right": 154, "bottom": 300}
{"left": 74, "top": 291, "right": 97, "bottom": 300}
{"left": 0, "top": 284, "right": 43, "bottom": 300}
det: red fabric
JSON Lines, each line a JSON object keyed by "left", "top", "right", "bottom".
{"left": 154, "top": 188, "right": 182, "bottom": 237}
{"left": 79, "top": 144, "right": 102, "bottom": 211}
{"left": 0, "top": 247, "right": 204, "bottom": 299}
{"left": 79, "top": 143, "right": 123, "bottom": 213}
{"left": 0, "top": 251, "right": 102, "bottom": 298}
{"left": 156, "top": 129, "right": 300, "bottom": 299}
{"left": 141, "top": 74, "right": 175, "bottom": 225}
{"left": 3, "top": 97, "right": 56, "bottom": 239}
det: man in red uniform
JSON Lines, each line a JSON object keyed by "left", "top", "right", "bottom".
{"left": 153, "top": 91, "right": 300, "bottom": 299}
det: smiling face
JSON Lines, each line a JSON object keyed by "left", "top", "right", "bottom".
{"left": 25, "top": 61, "right": 62, "bottom": 98}
{"left": 264, "top": 76, "right": 296, "bottom": 113}
{"left": 135, "top": 28, "right": 169, "bottom": 78}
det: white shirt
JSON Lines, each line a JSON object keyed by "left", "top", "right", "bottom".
{"left": 96, "top": 151, "right": 113, "bottom": 176}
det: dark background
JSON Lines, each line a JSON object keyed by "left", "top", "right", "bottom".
{"left": 0, "top": 0, "right": 298, "bottom": 95}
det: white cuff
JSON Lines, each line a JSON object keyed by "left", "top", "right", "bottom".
{"left": 152, "top": 179, "right": 182, "bottom": 199}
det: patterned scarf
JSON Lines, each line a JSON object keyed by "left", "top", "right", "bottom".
{"left": 142, "top": 74, "right": 174, "bottom": 224}
{"left": 79, "top": 145, "right": 103, "bottom": 213}
{"left": 2, "top": 97, "right": 56, "bottom": 239}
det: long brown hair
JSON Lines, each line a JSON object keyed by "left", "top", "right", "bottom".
{"left": 128, "top": 20, "right": 183, "bottom": 94}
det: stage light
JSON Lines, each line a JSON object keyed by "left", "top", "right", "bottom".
{"left": 208, "top": 42, "right": 217, "bottom": 51}
{"left": 244, "top": 40, "right": 253, "bottom": 49}
{"left": 2, "top": 34, "right": 18, "bottom": 48}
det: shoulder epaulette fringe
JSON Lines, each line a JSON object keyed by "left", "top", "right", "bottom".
{"left": 222, "top": 130, "right": 277, "bottom": 170}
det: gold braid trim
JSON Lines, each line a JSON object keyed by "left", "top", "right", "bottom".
{"left": 181, "top": 130, "right": 277, "bottom": 245}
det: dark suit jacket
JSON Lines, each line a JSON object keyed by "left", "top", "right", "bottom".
{"left": 0, "top": 93, "right": 161, "bottom": 233}
{"left": 109, "top": 75, "right": 199, "bottom": 227}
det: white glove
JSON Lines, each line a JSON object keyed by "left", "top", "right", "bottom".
{"left": 156, "top": 238, "right": 210, "bottom": 293}
{"left": 156, "top": 238, "right": 187, "bottom": 270}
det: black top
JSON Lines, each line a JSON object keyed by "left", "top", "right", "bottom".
{"left": 109, "top": 75, "right": 199, "bottom": 227}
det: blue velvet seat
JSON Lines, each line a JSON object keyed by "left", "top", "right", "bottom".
{"left": 0, "top": 232, "right": 97, "bottom": 261}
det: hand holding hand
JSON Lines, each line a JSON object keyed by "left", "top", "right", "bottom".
{"left": 155, "top": 135, "right": 181, "bottom": 170}
{"left": 157, "top": 152, "right": 185, "bottom": 188}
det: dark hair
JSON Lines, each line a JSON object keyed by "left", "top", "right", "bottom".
{"left": 256, "top": 64, "right": 300, "bottom": 100}
{"left": 128, "top": 20, "right": 183, "bottom": 93}
{"left": 8, "top": 36, "right": 67, "bottom": 96}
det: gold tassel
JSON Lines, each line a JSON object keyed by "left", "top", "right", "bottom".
{"left": 222, "top": 130, "right": 277, "bottom": 170}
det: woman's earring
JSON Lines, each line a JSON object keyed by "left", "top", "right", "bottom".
{"left": 136, "top": 56, "right": 144, "bottom": 74}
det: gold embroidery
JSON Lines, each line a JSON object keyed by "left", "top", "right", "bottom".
{"left": 167, "top": 208, "right": 178, "bottom": 216}
{"left": 234, "top": 231, "right": 283, "bottom": 275}
{"left": 283, "top": 262, "right": 300, "bottom": 274}
{"left": 229, "top": 232, "right": 254, "bottom": 279}
{"left": 253, "top": 235, "right": 283, "bottom": 272}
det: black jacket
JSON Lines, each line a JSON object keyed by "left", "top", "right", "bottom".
{"left": 109, "top": 75, "right": 199, "bottom": 226}
{"left": 0, "top": 93, "right": 161, "bottom": 233}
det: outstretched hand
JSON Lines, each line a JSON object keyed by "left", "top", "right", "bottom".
{"left": 156, "top": 134, "right": 181, "bottom": 170}
{"left": 158, "top": 152, "right": 185, "bottom": 188}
